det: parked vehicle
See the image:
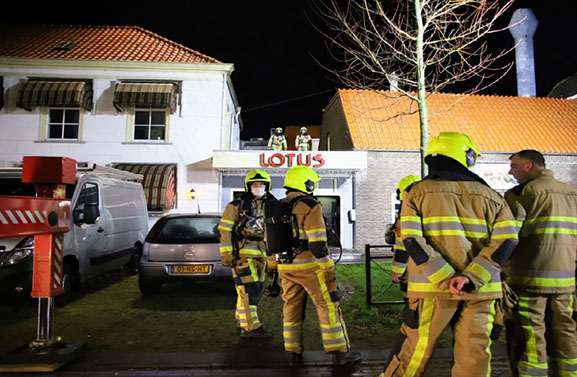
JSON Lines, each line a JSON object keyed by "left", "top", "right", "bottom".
{"left": 138, "top": 213, "right": 232, "bottom": 294}
{"left": 0, "top": 164, "right": 149, "bottom": 305}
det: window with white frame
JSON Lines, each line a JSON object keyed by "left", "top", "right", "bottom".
{"left": 134, "top": 108, "right": 166, "bottom": 141}
{"left": 48, "top": 107, "right": 80, "bottom": 140}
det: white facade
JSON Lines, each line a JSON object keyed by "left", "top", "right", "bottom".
{"left": 0, "top": 58, "right": 241, "bottom": 214}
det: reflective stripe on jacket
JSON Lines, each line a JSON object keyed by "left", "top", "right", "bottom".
{"left": 218, "top": 197, "right": 267, "bottom": 260}
{"left": 400, "top": 178, "right": 519, "bottom": 300}
{"left": 504, "top": 169, "right": 577, "bottom": 294}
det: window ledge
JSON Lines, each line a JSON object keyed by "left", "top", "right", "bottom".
{"left": 35, "top": 140, "right": 85, "bottom": 144}
{"left": 122, "top": 142, "right": 173, "bottom": 145}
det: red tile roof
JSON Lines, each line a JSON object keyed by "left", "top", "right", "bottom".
{"left": 0, "top": 24, "right": 221, "bottom": 64}
{"left": 337, "top": 89, "right": 577, "bottom": 154}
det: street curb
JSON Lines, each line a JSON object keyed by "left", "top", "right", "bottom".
{"left": 66, "top": 345, "right": 508, "bottom": 371}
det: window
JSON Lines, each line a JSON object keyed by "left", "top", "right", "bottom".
{"left": 134, "top": 109, "right": 166, "bottom": 141}
{"left": 48, "top": 107, "right": 80, "bottom": 140}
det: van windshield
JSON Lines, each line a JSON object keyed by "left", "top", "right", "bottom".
{"left": 147, "top": 216, "right": 221, "bottom": 244}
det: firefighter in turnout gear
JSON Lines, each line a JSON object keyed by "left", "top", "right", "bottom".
{"left": 218, "top": 170, "right": 276, "bottom": 338}
{"left": 268, "top": 127, "right": 287, "bottom": 150}
{"left": 277, "top": 165, "right": 361, "bottom": 367}
{"left": 380, "top": 131, "right": 519, "bottom": 377}
{"left": 295, "top": 126, "right": 312, "bottom": 151}
{"left": 390, "top": 175, "right": 421, "bottom": 294}
{"left": 504, "top": 150, "right": 577, "bottom": 377}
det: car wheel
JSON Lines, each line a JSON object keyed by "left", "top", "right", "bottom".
{"left": 138, "top": 275, "right": 162, "bottom": 295}
{"left": 55, "top": 263, "right": 79, "bottom": 307}
{"left": 123, "top": 246, "right": 141, "bottom": 276}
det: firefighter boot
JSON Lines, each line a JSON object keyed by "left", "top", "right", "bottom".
{"left": 289, "top": 352, "right": 304, "bottom": 367}
{"left": 240, "top": 324, "right": 272, "bottom": 338}
{"left": 331, "top": 350, "right": 362, "bottom": 365}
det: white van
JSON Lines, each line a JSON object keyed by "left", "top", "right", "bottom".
{"left": 0, "top": 164, "right": 148, "bottom": 305}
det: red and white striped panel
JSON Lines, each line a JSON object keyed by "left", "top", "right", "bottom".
{"left": 52, "top": 234, "right": 64, "bottom": 291}
{"left": 0, "top": 196, "right": 70, "bottom": 238}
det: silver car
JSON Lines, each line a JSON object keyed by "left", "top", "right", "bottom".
{"left": 138, "top": 213, "right": 232, "bottom": 294}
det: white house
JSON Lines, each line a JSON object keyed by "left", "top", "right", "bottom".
{"left": 0, "top": 24, "right": 241, "bottom": 217}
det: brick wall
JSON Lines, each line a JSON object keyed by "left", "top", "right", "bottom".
{"left": 353, "top": 151, "right": 577, "bottom": 251}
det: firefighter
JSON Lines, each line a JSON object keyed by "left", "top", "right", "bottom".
{"left": 504, "top": 150, "right": 577, "bottom": 377}
{"left": 218, "top": 169, "right": 276, "bottom": 338}
{"left": 295, "top": 126, "right": 312, "bottom": 151}
{"left": 268, "top": 127, "right": 287, "bottom": 150}
{"left": 277, "top": 165, "right": 361, "bottom": 367}
{"left": 380, "top": 131, "right": 519, "bottom": 377}
{"left": 389, "top": 175, "right": 421, "bottom": 289}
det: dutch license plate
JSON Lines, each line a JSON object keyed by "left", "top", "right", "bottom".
{"left": 171, "top": 265, "right": 210, "bottom": 274}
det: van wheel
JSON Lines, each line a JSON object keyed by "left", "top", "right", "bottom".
{"left": 123, "top": 247, "right": 141, "bottom": 276}
{"left": 138, "top": 275, "right": 162, "bottom": 295}
{"left": 55, "top": 263, "right": 79, "bottom": 307}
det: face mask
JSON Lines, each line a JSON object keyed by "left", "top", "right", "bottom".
{"left": 251, "top": 186, "right": 266, "bottom": 198}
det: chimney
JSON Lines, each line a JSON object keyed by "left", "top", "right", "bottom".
{"left": 509, "top": 8, "right": 539, "bottom": 97}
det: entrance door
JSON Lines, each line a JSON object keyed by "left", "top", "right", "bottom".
{"left": 316, "top": 196, "right": 340, "bottom": 247}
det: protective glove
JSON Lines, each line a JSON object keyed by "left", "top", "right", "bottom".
{"left": 491, "top": 299, "right": 505, "bottom": 340}
{"left": 502, "top": 282, "right": 519, "bottom": 311}
{"left": 221, "top": 253, "right": 233, "bottom": 267}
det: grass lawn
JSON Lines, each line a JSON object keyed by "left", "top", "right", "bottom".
{"left": 0, "top": 262, "right": 439, "bottom": 354}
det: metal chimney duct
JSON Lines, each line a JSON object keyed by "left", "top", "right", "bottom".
{"left": 509, "top": 8, "right": 539, "bottom": 97}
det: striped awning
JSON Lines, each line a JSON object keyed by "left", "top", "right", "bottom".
{"left": 17, "top": 81, "right": 93, "bottom": 111}
{"left": 114, "top": 164, "right": 177, "bottom": 211}
{"left": 113, "top": 83, "right": 177, "bottom": 113}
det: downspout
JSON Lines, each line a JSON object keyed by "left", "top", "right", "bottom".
{"left": 220, "top": 73, "right": 227, "bottom": 150}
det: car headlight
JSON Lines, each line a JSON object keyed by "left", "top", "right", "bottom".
{"left": 1, "top": 237, "right": 34, "bottom": 266}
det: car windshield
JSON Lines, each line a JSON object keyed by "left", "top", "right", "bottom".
{"left": 147, "top": 216, "right": 221, "bottom": 244}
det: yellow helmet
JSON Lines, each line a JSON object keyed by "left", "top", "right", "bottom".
{"left": 284, "top": 166, "right": 320, "bottom": 194}
{"left": 245, "top": 169, "right": 271, "bottom": 192}
{"left": 275, "top": 127, "right": 283, "bottom": 133}
{"left": 425, "top": 131, "right": 480, "bottom": 168}
{"left": 300, "top": 127, "right": 307, "bottom": 132}
{"left": 397, "top": 175, "right": 421, "bottom": 201}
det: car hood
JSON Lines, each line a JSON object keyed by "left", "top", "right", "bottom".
{"left": 144, "top": 242, "right": 221, "bottom": 262}
{"left": 0, "top": 238, "right": 25, "bottom": 252}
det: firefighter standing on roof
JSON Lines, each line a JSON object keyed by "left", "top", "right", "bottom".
{"left": 277, "top": 165, "right": 361, "bottom": 367}
{"left": 218, "top": 170, "right": 276, "bottom": 338}
{"left": 380, "top": 131, "right": 519, "bottom": 377}
{"left": 504, "top": 150, "right": 577, "bottom": 377}
{"left": 295, "top": 127, "right": 312, "bottom": 151}
{"left": 268, "top": 127, "right": 287, "bottom": 150}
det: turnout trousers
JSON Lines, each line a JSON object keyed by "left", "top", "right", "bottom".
{"left": 278, "top": 263, "right": 350, "bottom": 354}
{"left": 232, "top": 256, "right": 267, "bottom": 331}
{"left": 381, "top": 297, "right": 497, "bottom": 377}
{"left": 506, "top": 293, "right": 577, "bottom": 377}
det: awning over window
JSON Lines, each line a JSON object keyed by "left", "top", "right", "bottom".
{"left": 113, "top": 83, "right": 177, "bottom": 113}
{"left": 17, "top": 81, "right": 93, "bottom": 111}
{"left": 114, "top": 164, "right": 176, "bottom": 211}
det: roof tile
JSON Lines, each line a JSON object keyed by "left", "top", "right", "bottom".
{"left": 337, "top": 89, "right": 577, "bottom": 154}
{"left": 0, "top": 24, "right": 221, "bottom": 64}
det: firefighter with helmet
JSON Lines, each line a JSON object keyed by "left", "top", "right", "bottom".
{"left": 295, "top": 126, "right": 312, "bottom": 151}
{"left": 268, "top": 127, "right": 287, "bottom": 150}
{"left": 277, "top": 165, "right": 361, "bottom": 367}
{"left": 218, "top": 169, "right": 277, "bottom": 338}
{"left": 388, "top": 175, "right": 421, "bottom": 293}
{"left": 380, "top": 131, "right": 519, "bottom": 377}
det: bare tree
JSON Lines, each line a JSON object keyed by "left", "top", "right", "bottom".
{"left": 309, "top": 0, "right": 515, "bottom": 175}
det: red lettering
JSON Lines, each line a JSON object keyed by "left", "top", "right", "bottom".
{"left": 259, "top": 153, "right": 269, "bottom": 167}
{"left": 286, "top": 153, "right": 296, "bottom": 167}
{"left": 297, "top": 154, "right": 311, "bottom": 166}
{"left": 269, "top": 153, "right": 286, "bottom": 167}
{"left": 313, "top": 154, "right": 325, "bottom": 167}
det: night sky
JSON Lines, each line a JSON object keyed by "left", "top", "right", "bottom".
{"left": 4, "top": 1, "right": 577, "bottom": 140}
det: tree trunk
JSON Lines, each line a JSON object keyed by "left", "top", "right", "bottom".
{"left": 415, "top": 0, "right": 429, "bottom": 177}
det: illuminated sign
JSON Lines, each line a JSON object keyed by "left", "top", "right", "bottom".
{"left": 212, "top": 151, "right": 367, "bottom": 170}
{"left": 260, "top": 153, "right": 325, "bottom": 168}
